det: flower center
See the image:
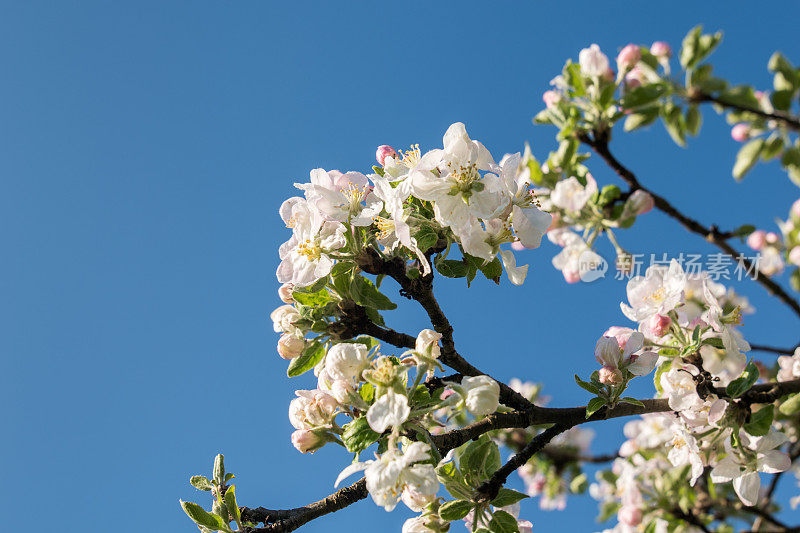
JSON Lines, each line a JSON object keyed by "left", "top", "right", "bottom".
{"left": 402, "top": 144, "right": 421, "bottom": 168}
{"left": 645, "top": 286, "right": 667, "bottom": 305}
{"left": 297, "top": 239, "right": 321, "bottom": 261}
{"left": 374, "top": 216, "right": 395, "bottom": 239}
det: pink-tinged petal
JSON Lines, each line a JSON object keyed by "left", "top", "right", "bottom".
{"left": 627, "top": 351, "right": 657, "bottom": 376}
{"left": 733, "top": 471, "right": 761, "bottom": 507}
{"left": 757, "top": 450, "right": 791, "bottom": 474}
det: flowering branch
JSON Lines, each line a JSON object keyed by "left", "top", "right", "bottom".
{"left": 577, "top": 129, "right": 800, "bottom": 320}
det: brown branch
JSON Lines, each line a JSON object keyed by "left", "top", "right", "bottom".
{"left": 750, "top": 342, "right": 800, "bottom": 356}
{"left": 577, "top": 131, "right": 800, "bottom": 321}
{"left": 691, "top": 92, "right": 800, "bottom": 132}
{"left": 355, "top": 247, "right": 533, "bottom": 411}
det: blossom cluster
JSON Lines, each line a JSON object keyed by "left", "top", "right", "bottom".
{"left": 746, "top": 197, "right": 800, "bottom": 289}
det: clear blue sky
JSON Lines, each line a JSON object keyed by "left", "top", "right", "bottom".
{"left": 2, "top": 2, "right": 799, "bottom": 532}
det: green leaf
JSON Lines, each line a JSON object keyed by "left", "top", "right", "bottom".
{"left": 489, "top": 510, "right": 519, "bottom": 533}
{"left": 439, "top": 499, "right": 474, "bottom": 521}
{"left": 623, "top": 107, "right": 660, "bottom": 131}
{"left": 342, "top": 417, "right": 380, "bottom": 453}
{"left": 654, "top": 359, "right": 672, "bottom": 394}
{"left": 223, "top": 486, "right": 241, "bottom": 527}
{"left": 597, "top": 185, "right": 621, "bottom": 207}
{"left": 575, "top": 374, "right": 602, "bottom": 395}
{"left": 761, "top": 135, "right": 785, "bottom": 161}
{"left": 661, "top": 104, "right": 687, "bottom": 147}
{"left": 685, "top": 105, "right": 702, "bottom": 136}
{"left": 180, "top": 501, "right": 227, "bottom": 531}
{"left": 768, "top": 52, "right": 800, "bottom": 89}
{"left": 779, "top": 393, "right": 800, "bottom": 415}
{"left": 733, "top": 139, "right": 765, "bottom": 180}
{"left": 586, "top": 397, "right": 607, "bottom": 418}
{"left": 350, "top": 276, "right": 397, "bottom": 310}
{"left": 744, "top": 405, "right": 774, "bottom": 437}
{"left": 782, "top": 146, "right": 800, "bottom": 186}
{"left": 459, "top": 436, "right": 501, "bottom": 481}
{"left": 190, "top": 475, "right": 214, "bottom": 491}
{"left": 490, "top": 488, "right": 529, "bottom": 508}
{"left": 570, "top": 473, "right": 588, "bottom": 494}
{"left": 330, "top": 262, "right": 353, "bottom": 297}
{"left": 726, "top": 361, "right": 759, "bottom": 398}
{"left": 359, "top": 381, "right": 374, "bottom": 403}
{"left": 771, "top": 89, "right": 794, "bottom": 112}
{"left": 213, "top": 454, "right": 225, "bottom": 484}
{"left": 621, "top": 85, "right": 667, "bottom": 110}
{"left": 732, "top": 224, "right": 756, "bottom": 238}
{"left": 621, "top": 397, "right": 645, "bottom": 407}
{"left": 719, "top": 86, "right": 760, "bottom": 110}
{"left": 436, "top": 259, "right": 469, "bottom": 278}
{"left": 414, "top": 226, "right": 439, "bottom": 253}
{"left": 287, "top": 340, "right": 326, "bottom": 377}
{"left": 292, "top": 289, "right": 331, "bottom": 307}
{"left": 680, "top": 26, "right": 722, "bottom": 69}
{"left": 478, "top": 256, "right": 503, "bottom": 283}
{"left": 564, "top": 61, "right": 586, "bottom": 97}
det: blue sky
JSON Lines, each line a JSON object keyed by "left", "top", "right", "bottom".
{"left": 2, "top": 2, "right": 799, "bottom": 532}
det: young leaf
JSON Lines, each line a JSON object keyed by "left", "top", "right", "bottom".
{"left": 779, "top": 393, "right": 800, "bottom": 416}
{"left": 489, "top": 510, "right": 520, "bottom": 533}
{"left": 490, "top": 488, "right": 529, "bottom": 508}
{"left": 726, "top": 361, "right": 759, "bottom": 398}
{"left": 575, "top": 374, "right": 602, "bottom": 395}
{"left": 439, "top": 499, "right": 474, "bottom": 521}
{"left": 223, "top": 485, "right": 241, "bottom": 527}
{"left": 621, "top": 397, "right": 645, "bottom": 407}
{"left": 180, "top": 501, "right": 227, "bottom": 531}
{"left": 586, "top": 397, "right": 607, "bottom": 418}
{"left": 350, "top": 276, "right": 397, "bottom": 310}
{"left": 342, "top": 417, "right": 380, "bottom": 453}
{"left": 732, "top": 139, "right": 765, "bottom": 180}
{"left": 744, "top": 405, "right": 774, "bottom": 437}
{"left": 190, "top": 475, "right": 214, "bottom": 492}
{"left": 287, "top": 340, "right": 326, "bottom": 377}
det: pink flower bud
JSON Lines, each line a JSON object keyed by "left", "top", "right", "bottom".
{"left": 624, "top": 66, "right": 645, "bottom": 88}
{"left": 650, "top": 41, "right": 672, "bottom": 58}
{"left": 278, "top": 283, "right": 295, "bottom": 303}
{"left": 618, "top": 506, "right": 643, "bottom": 527}
{"left": 542, "top": 90, "right": 560, "bottom": 109}
{"left": 747, "top": 229, "right": 767, "bottom": 251}
{"left": 563, "top": 269, "right": 581, "bottom": 284}
{"left": 791, "top": 198, "right": 800, "bottom": 219}
{"left": 626, "top": 189, "right": 654, "bottom": 216}
{"left": 603, "top": 326, "right": 635, "bottom": 350}
{"left": 291, "top": 429, "right": 325, "bottom": 453}
{"left": 766, "top": 231, "right": 779, "bottom": 244}
{"left": 789, "top": 246, "right": 800, "bottom": 266}
{"left": 278, "top": 334, "right": 305, "bottom": 359}
{"left": 647, "top": 314, "right": 672, "bottom": 337}
{"left": 375, "top": 145, "right": 397, "bottom": 166}
{"left": 598, "top": 365, "right": 624, "bottom": 385}
{"left": 616, "top": 44, "right": 641, "bottom": 71}
{"left": 731, "top": 124, "right": 751, "bottom": 142}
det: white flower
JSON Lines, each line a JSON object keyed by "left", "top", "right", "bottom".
{"left": 335, "top": 441, "right": 439, "bottom": 512}
{"left": 409, "top": 123, "right": 508, "bottom": 230}
{"left": 621, "top": 260, "right": 686, "bottom": 322}
{"left": 701, "top": 279, "right": 750, "bottom": 366}
{"left": 370, "top": 174, "right": 431, "bottom": 275}
{"left": 276, "top": 206, "right": 346, "bottom": 287}
{"left": 414, "top": 329, "right": 442, "bottom": 360}
{"left": 461, "top": 375, "right": 500, "bottom": 417}
{"left": 271, "top": 304, "right": 301, "bottom": 334}
{"left": 366, "top": 390, "right": 411, "bottom": 433}
{"left": 551, "top": 237, "right": 604, "bottom": 283}
{"left": 594, "top": 331, "right": 658, "bottom": 377}
{"left": 710, "top": 431, "right": 791, "bottom": 506}
{"left": 777, "top": 347, "right": 800, "bottom": 382}
{"left": 325, "top": 342, "right": 370, "bottom": 381}
{"left": 402, "top": 516, "right": 430, "bottom": 533}
{"left": 295, "top": 168, "right": 383, "bottom": 226}
{"left": 496, "top": 152, "right": 552, "bottom": 248}
{"left": 550, "top": 175, "right": 597, "bottom": 212}
{"left": 288, "top": 389, "right": 338, "bottom": 430}
{"left": 660, "top": 364, "right": 702, "bottom": 412}
{"left": 579, "top": 44, "right": 610, "bottom": 77}
{"left": 400, "top": 486, "right": 436, "bottom": 512}
{"left": 667, "top": 427, "right": 704, "bottom": 485}
{"left": 757, "top": 246, "right": 785, "bottom": 276}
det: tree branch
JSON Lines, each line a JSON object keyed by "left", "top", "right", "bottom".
{"left": 577, "top": 131, "right": 800, "bottom": 321}
{"left": 690, "top": 91, "right": 800, "bottom": 132}
{"left": 750, "top": 342, "right": 799, "bottom": 356}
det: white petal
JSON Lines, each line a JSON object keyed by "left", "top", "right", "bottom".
{"left": 733, "top": 471, "right": 761, "bottom": 507}
{"left": 366, "top": 392, "right": 410, "bottom": 433}
{"left": 757, "top": 450, "right": 791, "bottom": 474}
{"left": 499, "top": 250, "right": 528, "bottom": 286}
{"left": 335, "top": 461, "right": 368, "bottom": 487}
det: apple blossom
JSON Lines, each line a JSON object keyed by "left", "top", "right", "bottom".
{"left": 289, "top": 389, "right": 338, "bottom": 430}
{"left": 616, "top": 44, "right": 641, "bottom": 71}
{"left": 325, "top": 342, "right": 370, "bottom": 381}
{"left": 620, "top": 260, "right": 686, "bottom": 322}
{"left": 461, "top": 375, "right": 500, "bottom": 417}
{"left": 543, "top": 90, "right": 560, "bottom": 109}
{"left": 376, "top": 145, "right": 397, "bottom": 166}
{"left": 291, "top": 429, "right": 326, "bottom": 454}
{"left": 594, "top": 331, "right": 658, "bottom": 380}
{"left": 777, "top": 347, "right": 800, "bottom": 381}
{"left": 667, "top": 427, "right": 704, "bottom": 485}
{"left": 271, "top": 304, "right": 301, "bottom": 335}
{"left": 366, "top": 390, "right": 411, "bottom": 433}
{"left": 278, "top": 283, "right": 295, "bottom": 303}
{"left": 579, "top": 44, "right": 610, "bottom": 77}
{"left": 335, "top": 441, "right": 439, "bottom": 512}
{"left": 496, "top": 152, "right": 553, "bottom": 249}
{"left": 650, "top": 41, "right": 672, "bottom": 58}
{"left": 621, "top": 189, "right": 654, "bottom": 217}
{"left": 747, "top": 229, "right": 767, "bottom": 250}
{"left": 276, "top": 208, "right": 346, "bottom": 287}
{"left": 645, "top": 313, "right": 671, "bottom": 337}
{"left": 277, "top": 333, "right": 305, "bottom": 359}
{"left": 711, "top": 431, "right": 791, "bottom": 506}
{"left": 550, "top": 174, "right": 598, "bottom": 212}
{"left": 731, "top": 123, "right": 751, "bottom": 142}
{"left": 789, "top": 245, "right": 800, "bottom": 266}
